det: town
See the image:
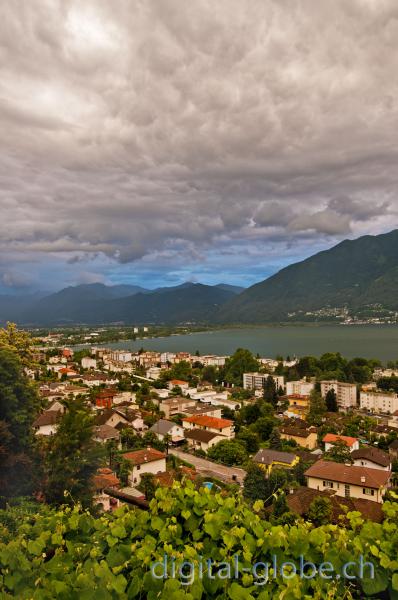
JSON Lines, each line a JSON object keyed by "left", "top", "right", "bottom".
{"left": 17, "top": 326, "right": 397, "bottom": 521}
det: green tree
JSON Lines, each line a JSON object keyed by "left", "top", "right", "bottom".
{"left": 325, "top": 388, "right": 338, "bottom": 412}
{"left": 44, "top": 397, "right": 104, "bottom": 508}
{"left": 243, "top": 462, "right": 268, "bottom": 503}
{"left": 272, "top": 491, "right": 289, "bottom": 519}
{"left": 307, "top": 496, "right": 333, "bottom": 526}
{"left": 236, "top": 428, "right": 260, "bottom": 454}
{"left": 222, "top": 348, "right": 259, "bottom": 386}
{"left": 0, "top": 346, "right": 42, "bottom": 498}
{"left": 307, "top": 389, "right": 327, "bottom": 426}
{"left": 263, "top": 375, "right": 278, "bottom": 406}
{"left": 139, "top": 473, "right": 157, "bottom": 501}
{"left": 202, "top": 365, "right": 217, "bottom": 385}
{"left": 207, "top": 439, "right": 248, "bottom": 466}
{"left": 268, "top": 426, "right": 282, "bottom": 450}
{"left": 324, "top": 440, "right": 353, "bottom": 464}
{"left": 251, "top": 416, "right": 275, "bottom": 441}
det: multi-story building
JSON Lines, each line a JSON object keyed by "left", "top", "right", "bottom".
{"left": 243, "top": 373, "right": 284, "bottom": 391}
{"left": 321, "top": 380, "right": 357, "bottom": 410}
{"left": 286, "top": 380, "right": 314, "bottom": 396}
{"left": 201, "top": 355, "right": 227, "bottom": 367}
{"left": 360, "top": 390, "right": 398, "bottom": 414}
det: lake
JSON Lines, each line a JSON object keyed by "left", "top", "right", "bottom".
{"left": 96, "top": 325, "right": 398, "bottom": 362}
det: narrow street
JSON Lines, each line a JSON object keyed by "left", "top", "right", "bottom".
{"left": 169, "top": 448, "right": 246, "bottom": 486}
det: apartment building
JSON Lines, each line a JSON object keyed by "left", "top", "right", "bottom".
{"left": 243, "top": 373, "right": 284, "bottom": 391}
{"left": 286, "top": 380, "right": 314, "bottom": 396}
{"left": 360, "top": 390, "right": 398, "bottom": 414}
{"left": 321, "top": 380, "right": 357, "bottom": 410}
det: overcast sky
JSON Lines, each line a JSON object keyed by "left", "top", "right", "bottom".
{"left": 1, "top": 0, "right": 398, "bottom": 293}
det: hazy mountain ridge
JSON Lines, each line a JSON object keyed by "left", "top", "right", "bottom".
{"left": 217, "top": 229, "right": 398, "bottom": 323}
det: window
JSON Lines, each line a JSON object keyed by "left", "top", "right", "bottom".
{"left": 136, "top": 465, "right": 141, "bottom": 471}
{"left": 363, "top": 488, "right": 374, "bottom": 496}
{"left": 345, "top": 484, "right": 350, "bottom": 498}
{"left": 323, "top": 480, "right": 333, "bottom": 488}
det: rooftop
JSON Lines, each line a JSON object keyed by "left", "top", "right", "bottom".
{"left": 323, "top": 434, "right": 358, "bottom": 447}
{"left": 305, "top": 460, "right": 391, "bottom": 488}
{"left": 183, "top": 415, "right": 233, "bottom": 429}
{"left": 123, "top": 447, "right": 166, "bottom": 465}
{"left": 253, "top": 449, "right": 297, "bottom": 466}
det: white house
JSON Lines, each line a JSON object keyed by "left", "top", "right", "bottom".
{"left": 33, "top": 410, "right": 61, "bottom": 436}
{"left": 305, "top": 460, "right": 391, "bottom": 503}
{"left": 184, "top": 429, "right": 226, "bottom": 452}
{"left": 123, "top": 448, "right": 166, "bottom": 485}
{"left": 351, "top": 447, "right": 391, "bottom": 471}
{"left": 323, "top": 434, "right": 359, "bottom": 452}
{"left": 182, "top": 415, "right": 235, "bottom": 439}
{"left": 81, "top": 357, "right": 97, "bottom": 369}
{"left": 149, "top": 419, "right": 185, "bottom": 442}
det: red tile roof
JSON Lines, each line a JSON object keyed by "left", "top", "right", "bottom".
{"left": 93, "top": 468, "right": 120, "bottom": 490}
{"left": 123, "top": 447, "right": 166, "bottom": 465}
{"left": 183, "top": 415, "right": 233, "bottom": 429}
{"left": 323, "top": 434, "right": 358, "bottom": 447}
{"left": 305, "top": 460, "right": 390, "bottom": 489}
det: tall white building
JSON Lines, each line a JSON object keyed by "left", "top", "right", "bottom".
{"left": 243, "top": 373, "right": 284, "bottom": 391}
{"left": 321, "top": 380, "right": 357, "bottom": 410}
{"left": 285, "top": 380, "right": 314, "bottom": 396}
{"left": 360, "top": 390, "right": 398, "bottom": 414}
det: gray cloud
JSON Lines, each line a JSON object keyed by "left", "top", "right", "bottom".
{"left": 0, "top": 0, "right": 398, "bottom": 289}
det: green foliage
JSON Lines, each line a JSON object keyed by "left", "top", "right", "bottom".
{"left": 325, "top": 388, "right": 338, "bottom": 412}
{"left": 268, "top": 427, "right": 282, "bottom": 451}
{"left": 1, "top": 482, "right": 397, "bottom": 598}
{"left": 243, "top": 463, "right": 268, "bottom": 503}
{"left": 307, "top": 389, "right": 327, "bottom": 426}
{"left": 307, "top": 496, "right": 333, "bottom": 526}
{"left": 0, "top": 344, "right": 42, "bottom": 498}
{"left": 236, "top": 429, "right": 260, "bottom": 454}
{"left": 324, "top": 441, "right": 354, "bottom": 464}
{"left": 222, "top": 348, "right": 259, "bottom": 386}
{"left": 44, "top": 397, "right": 105, "bottom": 508}
{"left": 263, "top": 375, "right": 278, "bottom": 406}
{"left": 139, "top": 473, "right": 157, "bottom": 501}
{"left": 207, "top": 439, "right": 248, "bottom": 466}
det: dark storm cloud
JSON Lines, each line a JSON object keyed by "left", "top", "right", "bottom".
{"left": 0, "top": 0, "right": 398, "bottom": 289}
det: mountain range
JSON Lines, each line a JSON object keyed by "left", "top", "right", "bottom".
{"left": 1, "top": 229, "right": 398, "bottom": 326}
{"left": 0, "top": 282, "right": 243, "bottom": 326}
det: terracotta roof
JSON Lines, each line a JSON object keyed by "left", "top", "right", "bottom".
{"left": 93, "top": 468, "right": 120, "bottom": 490}
{"left": 33, "top": 410, "right": 61, "bottom": 428}
{"left": 123, "top": 447, "right": 166, "bottom": 465}
{"left": 170, "top": 379, "right": 188, "bottom": 385}
{"left": 183, "top": 415, "right": 233, "bottom": 429}
{"left": 305, "top": 460, "right": 391, "bottom": 489}
{"left": 323, "top": 434, "right": 358, "bottom": 447}
{"left": 281, "top": 427, "right": 314, "bottom": 438}
{"left": 351, "top": 447, "right": 391, "bottom": 467}
{"left": 253, "top": 449, "right": 297, "bottom": 466}
{"left": 286, "top": 486, "right": 384, "bottom": 523}
{"left": 185, "top": 428, "right": 225, "bottom": 443}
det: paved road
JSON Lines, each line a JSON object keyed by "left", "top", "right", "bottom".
{"left": 169, "top": 449, "right": 246, "bottom": 485}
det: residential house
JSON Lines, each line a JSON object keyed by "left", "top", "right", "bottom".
{"left": 323, "top": 434, "right": 359, "bottom": 452}
{"left": 321, "top": 380, "right": 357, "bottom": 410}
{"left": 184, "top": 429, "right": 226, "bottom": 452}
{"left": 33, "top": 410, "right": 61, "bottom": 436}
{"left": 253, "top": 449, "right": 299, "bottom": 476}
{"left": 305, "top": 460, "right": 391, "bottom": 503}
{"left": 149, "top": 419, "right": 185, "bottom": 443}
{"left": 92, "top": 468, "right": 120, "bottom": 512}
{"left": 94, "top": 424, "right": 121, "bottom": 447}
{"left": 147, "top": 366, "right": 162, "bottom": 380}
{"left": 160, "top": 397, "right": 197, "bottom": 419}
{"left": 95, "top": 409, "right": 130, "bottom": 429}
{"left": 182, "top": 415, "right": 234, "bottom": 439}
{"left": 280, "top": 426, "right": 318, "bottom": 450}
{"left": 168, "top": 379, "right": 190, "bottom": 392}
{"left": 351, "top": 447, "right": 391, "bottom": 471}
{"left": 123, "top": 448, "right": 166, "bottom": 485}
